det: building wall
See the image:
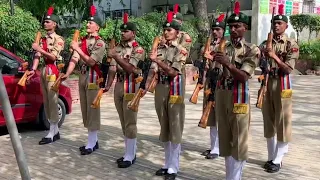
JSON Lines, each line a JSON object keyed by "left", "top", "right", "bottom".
{"left": 253, "top": 0, "right": 305, "bottom": 45}
{"left": 151, "top": 0, "right": 252, "bottom": 12}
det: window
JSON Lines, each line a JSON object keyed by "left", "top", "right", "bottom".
{"left": 0, "top": 53, "right": 19, "bottom": 74}
{"left": 303, "top": 0, "right": 315, "bottom": 14}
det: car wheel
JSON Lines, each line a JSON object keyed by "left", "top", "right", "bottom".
{"left": 37, "top": 98, "right": 66, "bottom": 130}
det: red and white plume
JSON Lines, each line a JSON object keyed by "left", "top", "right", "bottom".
{"left": 90, "top": 5, "right": 96, "bottom": 17}
{"left": 47, "top": 6, "right": 54, "bottom": 15}
{"left": 217, "top": 13, "right": 225, "bottom": 22}
{"left": 123, "top": 13, "right": 129, "bottom": 24}
{"left": 278, "top": 4, "right": 284, "bottom": 15}
{"left": 167, "top": 11, "right": 174, "bottom": 23}
{"left": 234, "top": 1, "right": 240, "bottom": 15}
{"left": 173, "top": 4, "right": 179, "bottom": 14}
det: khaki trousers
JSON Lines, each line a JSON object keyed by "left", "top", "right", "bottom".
{"left": 262, "top": 77, "right": 292, "bottom": 142}
{"left": 114, "top": 82, "right": 138, "bottom": 139}
{"left": 79, "top": 74, "right": 101, "bottom": 131}
{"left": 40, "top": 67, "right": 59, "bottom": 123}
{"left": 154, "top": 83, "right": 185, "bottom": 144}
{"left": 215, "top": 89, "right": 250, "bottom": 161}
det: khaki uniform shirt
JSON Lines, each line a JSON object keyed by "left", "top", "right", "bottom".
{"left": 36, "top": 32, "right": 65, "bottom": 61}
{"left": 72, "top": 35, "right": 106, "bottom": 65}
{"left": 177, "top": 31, "right": 192, "bottom": 54}
{"left": 259, "top": 34, "right": 298, "bottom": 70}
{"left": 221, "top": 39, "right": 260, "bottom": 78}
{"left": 153, "top": 39, "right": 188, "bottom": 74}
{"left": 110, "top": 40, "right": 145, "bottom": 73}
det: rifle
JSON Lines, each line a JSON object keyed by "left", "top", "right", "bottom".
{"left": 256, "top": 7, "right": 275, "bottom": 109}
{"left": 17, "top": 15, "right": 44, "bottom": 87}
{"left": 198, "top": 68, "right": 220, "bottom": 128}
{"left": 198, "top": 7, "right": 230, "bottom": 128}
{"left": 127, "top": 36, "right": 160, "bottom": 112}
{"left": 91, "top": 18, "right": 119, "bottom": 109}
{"left": 51, "top": 17, "right": 81, "bottom": 92}
{"left": 189, "top": 29, "right": 212, "bottom": 104}
{"left": 127, "top": 18, "right": 163, "bottom": 112}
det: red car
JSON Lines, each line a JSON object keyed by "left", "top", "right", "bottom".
{"left": 0, "top": 46, "right": 72, "bottom": 129}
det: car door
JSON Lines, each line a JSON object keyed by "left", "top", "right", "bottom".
{"left": 0, "top": 52, "right": 35, "bottom": 123}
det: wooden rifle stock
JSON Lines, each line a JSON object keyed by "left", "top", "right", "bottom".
{"left": 18, "top": 32, "right": 42, "bottom": 87}
{"left": 198, "top": 101, "right": 214, "bottom": 128}
{"left": 128, "top": 36, "right": 161, "bottom": 110}
{"left": 256, "top": 27, "right": 273, "bottom": 109}
{"left": 51, "top": 30, "right": 80, "bottom": 92}
{"left": 218, "top": 38, "right": 226, "bottom": 53}
{"left": 90, "top": 78, "right": 104, "bottom": 109}
{"left": 256, "top": 74, "right": 268, "bottom": 109}
{"left": 147, "top": 74, "right": 158, "bottom": 93}
{"left": 145, "top": 36, "right": 161, "bottom": 93}
{"left": 189, "top": 36, "right": 211, "bottom": 104}
{"left": 34, "top": 31, "right": 42, "bottom": 44}
{"left": 91, "top": 88, "right": 104, "bottom": 108}
{"left": 127, "top": 88, "right": 143, "bottom": 112}
{"left": 107, "top": 39, "right": 116, "bottom": 63}
{"left": 189, "top": 83, "right": 204, "bottom": 104}
{"left": 51, "top": 73, "right": 64, "bottom": 92}
{"left": 17, "top": 71, "right": 30, "bottom": 87}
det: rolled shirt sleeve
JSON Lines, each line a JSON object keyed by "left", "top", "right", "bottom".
{"left": 240, "top": 45, "right": 260, "bottom": 76}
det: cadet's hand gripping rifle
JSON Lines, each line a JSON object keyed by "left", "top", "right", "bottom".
{"left": 256, "top": 7, "right": 275, "bottom": 109}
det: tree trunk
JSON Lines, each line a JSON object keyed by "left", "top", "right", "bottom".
{"left": 190, "top": 0, "right": 210, "bottom": 44}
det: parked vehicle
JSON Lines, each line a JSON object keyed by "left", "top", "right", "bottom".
{"left": 0, "top": 46, "right": 72, "bottom": 129}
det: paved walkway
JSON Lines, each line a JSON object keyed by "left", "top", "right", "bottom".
{"left": 1, "top": 75, "right": 320, "bottom": 180}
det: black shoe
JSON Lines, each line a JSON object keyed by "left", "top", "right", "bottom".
{"left": 79, "top": 141, "right": 99, "bottom": 152}
{"left": 263, "top": 160, "right": 273, "bottom": 169}
{"left": 266, "top": 162, "right": 281, "bottom": 173}
{"left": 116, "top": 157, "right": 124, "bottom": 163}
{"left": 117, "top": 155, "right": 136, "bottom": 164}
{"left": 165, "top": 173, "right": 177, "bottom": 180}
{"left": 155, "top": 168, "right": 168, "bottom": 176}
{"left": 205, "top": 153, "right": 219, "bottom": 159}
{"left": 201, "top": 149, "right": 211, "bottom": 156}
{"left": 118, "top": 160, "right": 134, "bottom": 168}
{"left": 39, "top": 132, "right": 60, "bottom": 145}
{"left": 81, "top": 148, "right": 93, "bottom": 155}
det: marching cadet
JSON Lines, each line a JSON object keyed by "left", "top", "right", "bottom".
{"left": 106, "top": 13, "right": 145, "bottom": 168}
{"left": 27, "top": 6, "right": 65, "bottom": 145}
{"left": 259, "top": 4, "right": 299, "bottom": 173}
{"left": 61, "top": 6, "right": 106, "bottom": 155}
{"left": 200, "top": 14, "right": 226, "bottom": 160}
{"left": 148, "top": 11, "right": 189, "bottom": 180}
{"left": 172, "top": 4, "right": 192, "bottom": 54}
{"left": 208, "top": 2, "right": 260, "bottom": 179}
{"left": 159, "top": 4, "right": 192, "bottom": 55}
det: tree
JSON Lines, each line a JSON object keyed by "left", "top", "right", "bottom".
{"left": 0, "top": 2, "right": 40, "bottom": 59}
{"left": 309, "top": 15, "right": 320, "bottom": 41}
{"left": 289, "top": 14, "right": 310, "bottom": 43}
{"left": 190, "top": 0, "right": 210, "bottom": 44}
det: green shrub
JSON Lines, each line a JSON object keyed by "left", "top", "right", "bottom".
{"left": 0, "top": 3, "right": 40, "bottom": 59}
{"left": 299, "top": 40, "right": 320, "bottom": 66}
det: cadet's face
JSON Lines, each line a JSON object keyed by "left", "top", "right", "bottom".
{"left": 229, "top": 22, "right": 247, "bottom": 39}
{"left": 86, "top": 21, "right": 100, "bottom": 33}
{"left": 163, "top": 28, "right": 178, "bottom": 41}
{"left": 212, "top": 27, "right": 224, "bottom": 39}
{"left": 121, "top": 30, "right": 135, "bottom": 41}
{"left": 43, "top": 20, "right": 56, "bottom": 31}
{"left": 273, "top": 20, "right": 288, "bottom": 35}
